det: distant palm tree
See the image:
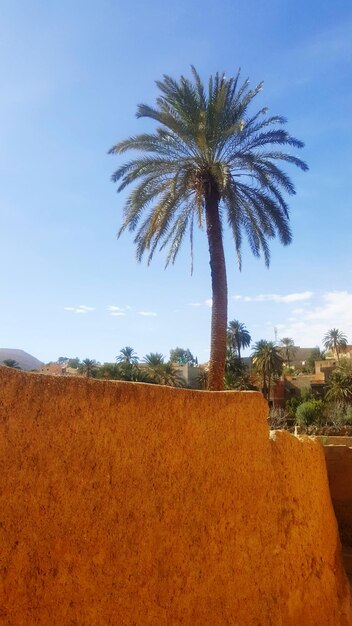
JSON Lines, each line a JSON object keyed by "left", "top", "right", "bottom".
{"left": 143, "top": 353, "right": 185, "bottom": 387}
{"left": 280, "top": 337, "right": 296, "bottom": 368}
{"left": 323, "top": 329, "right": 348, "bottom": 362}
{"left": 110, "top": 67, "right": 307, "bottom": 389}
{"left": 2, "top": 359, "right": 21, "bottom": 369}
{"left": 227, "top": 320, "right": 251, "bottom": 360}
{"left": 79, "top": 358, "right": 97, "bottom": 378}
{"left": 116, "top": 346, "right": 139, "bottom": 365}
{"left": 252, "top": 340, "right": 283, "bottom": 402}
{"left": 116, "top": 346, "right": 140, "bottom": 381}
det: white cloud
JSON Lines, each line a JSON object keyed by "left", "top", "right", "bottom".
{"left": 205, "top": 298, "right": 213, "bottom": 308}
{"left": 108, "top": 305, "right": 126, "bottom": 317}
{"left": 234, "top": 291, "right": 314, "bottom": 304}
{"left": 138, "top": 311, "right": 157, "bottom": 317}
{"left": 64, "top": 305, "right": 95, "bottom": 314}
{"left": 189, "top": 302, "right": 202, "bottom": 307}
{"left": 275, "top": 291, "right": 352, "bottom": 347}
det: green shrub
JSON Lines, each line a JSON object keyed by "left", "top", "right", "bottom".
{"left": 295, "top": 399, "right": 324, "bottom": 429}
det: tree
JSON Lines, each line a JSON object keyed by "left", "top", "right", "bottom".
{"left": 227, "top": 320, "right": 251, "bottom": 360}
{"left": 79, "top": 358, "right": 98, "bottom": 378}
{"left": 224, "top": 351, "right": 254, "bottom": 390}
{"left": 57, "top": 357, "right": 69, "bottom": 365}
{"left": 326, "top": 362, "right": 352, "bottom": 405}
{"left": 109, "top": 67, "right": 307, "bottom": 390}
{"left": 169, "top": 347, "right": 196, "bottom": 365}
{"left": 296, "top": 400, "right": 324, "bottom": 431}
{"left": 116, "top": 346, "right": 139, "bottom": 365}
{"left": 252, "top": 340, "right": 283, "bottom": 402}
{"left": 2, "top": 359, "right": 21, "bottom": 369}
{"left": 67, "top": 357, "right": 81, "bottom": 369}
{"left": 116, "top": 346, "right": 140, "bottom": 380}
{"left": 306, "top": 347, "right": 325, "bottom": 374}
{"left": 323, "top": 329, "right": 348, "bottom": 362}
{"left": 279, "top": 337, "right": 296, "bottom": 368}
{"left": 143, "top": 353, "right": 185, "bottom": 387}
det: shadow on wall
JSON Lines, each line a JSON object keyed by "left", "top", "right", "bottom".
{"left": 0, "top": 368, "right": 351, "bottom": 626}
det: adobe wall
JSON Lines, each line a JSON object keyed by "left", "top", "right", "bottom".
{"left": 324, "top": 445, "right": 352, "bottom": 546}
{"left": 0, "top": 367, "right": 351, "bottom": 626}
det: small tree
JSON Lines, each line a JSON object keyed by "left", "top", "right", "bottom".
{"left": 57, "top": 357, "right": 69, "bottom": 365}
{"left": 2, "top": 359, "right": 21, "bottom": 369}
{"left": 67, "top": 357, "right": 81, "bottom": 369}
{"left": 306, "top": 347, "right": 325, "bottom": 374}
{"left": 169, "top": 347, "right": 196, "bottom": 365}
{"left": 296, "top": 400, "right": 324, "bottom": 431}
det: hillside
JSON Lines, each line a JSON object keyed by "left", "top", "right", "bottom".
{"left": 0, "top": 348, "right": 43, "bottom": 371}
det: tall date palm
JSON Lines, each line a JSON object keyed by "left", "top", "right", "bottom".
{"left": 110, "top": 68, "right": 307, "bottom": 389}
{"left": 323, "top": 328, "right": 348, "bottom": 362}
{"left": 227, "top": 319, "right": 251, "bottom": 361}
{"left": 252, "top": 340, "right": 283, "bottom": 402}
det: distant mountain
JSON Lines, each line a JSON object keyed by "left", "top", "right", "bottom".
{"left": 0, "top": 349, "right": 43, "bottom": 371}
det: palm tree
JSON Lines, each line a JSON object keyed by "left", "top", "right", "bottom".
{"left": 109, "top": 68, "right": 307, "bottom": 389}
{"left": 116, "top": 346, "right": 140, "bottom": 380}
{"left": 2, "top": 359, "right": 21, "bottom": 369}
{"left": 143, "top": 353, "right": 185, "bottom": 387}
{"left": 280, "top": 337, "right": 296, "bottom": 368}
{"left": 116, "top": 346, "right": 139, "bottom": 365}
{"left": 323, "top": 329, "right": 348, "bottom": 362}
{"left": 252, "top": 340, "right": 283, "bottom": 402}
{"left": 326, "top": 363, "right": 352, "bottom": 405}
{"left": 79, "top": 358, "right": 97, "bottom": 378}
{"left": 227, "top": 320, "right": 251, "bottom": 360}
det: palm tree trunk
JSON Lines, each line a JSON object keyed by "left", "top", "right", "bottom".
{"left": 205, "top": 190, "right": 227, "bottom": 391}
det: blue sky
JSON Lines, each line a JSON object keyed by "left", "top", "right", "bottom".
{"left": 1, "top": 0, "right": 351, "bottom": 364}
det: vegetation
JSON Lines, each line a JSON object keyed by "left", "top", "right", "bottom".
{"left": 116, "top": 346, "right": 140, "bottom": 380}
{"left": 306, "top": 347, "right": 325, "bottom": 374}
{"left": 67, "top": 357, "right": 81, "bottom": 369}
{"left": 110, "top": 67, "right": 307, "bottom": 389}
{"left": 143, "top": 353, "right": 185, "bottom": 387}
{"left": 227, "top": 320, "right": 251, "bottom": 361}
{"left": 295, "top": 399, "right": 324, "bottom": 430}
{"left": 169, "top": 347, "right": 197, "bottom": 365}
{"left": 326, "top": 362, "right": 352, "bottom": 405}
{"left": 279, "top": 337, "right": 296, "bottom": 368}
{"left": 224, "top": 356, "right": 254, "bottom": 390}
{"left": 2, "top": 359, "right": 21, "bottom": 369}
{"left": 252, "top": 340, "right": 283, "bottom": 402}
{"left": 323, "top": 328, "right": 348, "bottom": 362}
{"left": 78, "top": 358, "right": 98, "bottom": 378}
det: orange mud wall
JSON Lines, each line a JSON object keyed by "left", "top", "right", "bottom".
{"left": 0, "top": 368, "right": 351, "bottom": 626}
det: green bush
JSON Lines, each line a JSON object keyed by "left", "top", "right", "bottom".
{"left": 295, "top": 400, "right": 324, "bottom": 429}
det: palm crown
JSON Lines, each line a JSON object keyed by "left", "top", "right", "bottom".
{"left": 227, "top": 320, "right": 251, "bottom": 360}
{"left": 323, "top": 328, "right": 348, "bottom": 362}
{"left": 110, "top": 67, "right": 307, "bottom": 389}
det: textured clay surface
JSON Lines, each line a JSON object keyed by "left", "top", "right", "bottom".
{"left": 324, "top": 445, "right": 352, "bottom": 546}
{"left": 0, "top": 368, "right": 351, "bottom": 625}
